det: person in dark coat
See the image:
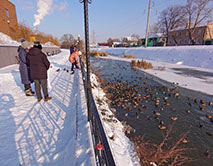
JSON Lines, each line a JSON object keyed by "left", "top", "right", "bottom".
{"left": 26, "top": 41, "right": 51, "bottom": 102}
{"left": 17, "top": 39, "right": 34, "bottom": 96}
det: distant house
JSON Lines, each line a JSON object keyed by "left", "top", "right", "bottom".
{"left": 167, "top": 23, "right": 213, "bottom": 46}
{"left": 141, "top": 33, "right": 166, "bottom": 47}
{"left": 0, "top": 0, "right": 18, "bottom": 36}
{"left": 98, "top": 43, "right": 108, "bottom": 47}
{"left": 123, "top": 36, "right": 138, "bottom": 46}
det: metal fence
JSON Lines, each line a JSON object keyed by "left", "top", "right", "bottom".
{"left": 0, "top": 45, "right": 61, "bottom": 68}
{"left": 79, "top": 57, "right": 116, "bottom": 166}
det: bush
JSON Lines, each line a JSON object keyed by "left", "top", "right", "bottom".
{"left": 123, "top": 54, "right": 135, "bottom": 58}
{"left": 90, "top": 51, "right": 108, "bottom": 57}
{"left": 131, "top": 60, "right": 153, "bottom": 70}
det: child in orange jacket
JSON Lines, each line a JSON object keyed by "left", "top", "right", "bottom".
{"left": 69, "top": 45, "right": 80, "bottom": 74}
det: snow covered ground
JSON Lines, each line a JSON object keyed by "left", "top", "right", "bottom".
{"left": 95, "top": 46, "right": 213, "bottom": 96}
{"left": 0, "top": 50, "right": 95, "bottom": 166}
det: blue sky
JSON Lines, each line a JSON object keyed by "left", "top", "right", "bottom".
{"left": 10, "top": 0, "right": 186, "bottom": 42}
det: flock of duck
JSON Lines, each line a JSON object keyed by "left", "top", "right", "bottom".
{"left": 91, "top": 59, "right": 213, "bottom": 161}
{"left": 101, "top": 72, "right": 212, "bottom": 131}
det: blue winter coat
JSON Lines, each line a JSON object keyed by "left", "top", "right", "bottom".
{"left": 17, "top": 46, "right": 31, "bottom": 84}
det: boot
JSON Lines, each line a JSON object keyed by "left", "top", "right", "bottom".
{"left": 25, "top": 89, "right": 34, "bottom": 96}
{"left": 30, "top": 88, "right": 35, "bottom": 95}
{"left": 38, "top": 98, "right": 42, "bottom": 102}
{"left": 44, "top": 97, "right": 52, "bottom": 101}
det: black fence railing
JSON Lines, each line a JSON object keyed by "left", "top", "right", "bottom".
{"left": 79, "top": 57, "right": 116, "bottom": 166}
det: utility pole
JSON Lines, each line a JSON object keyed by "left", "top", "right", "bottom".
{"left": 80, "top": 0, "right": 92, "bottom": 121}
{"left": 145, "top": 0, "right": 151, "bottom": 48}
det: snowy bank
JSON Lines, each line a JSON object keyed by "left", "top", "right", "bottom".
{"left": 96, "top": 46, "right": 213, "bottom": 70}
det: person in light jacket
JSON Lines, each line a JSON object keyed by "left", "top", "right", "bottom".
{"left": 26, "top": 41, "right": 51, "bottom": 102}
{"left": 17, "top": 39, "right": 34, "bottom": 96}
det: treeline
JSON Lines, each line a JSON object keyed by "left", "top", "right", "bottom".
{"left": 10, "top": 22, "right": 59, "bottom": 46}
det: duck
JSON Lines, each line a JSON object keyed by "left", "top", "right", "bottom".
{"left": 186, "top": 110, "right": 191, "bottom": 113}
{"left": 199, "top": 123, "right": 203, "bottom": 128}
{"left": 158, "top": 125, "right": 166, "bottom": 130}
{"left": 204, "top": 149, "right": 210, "bottom": 158}
{"left": 199, "top": 106, "right": 204, "bottom": 111}
{"left": 159, "top": 120, "right": 164, "bottom": 125}
{"left": 188, "top": 103, "right": 192, "bottom": 106}
{"left": 194, "top": 99, "right": 198, "bottom": 103}
{"left": 154, "top": 112, "right": 161, "bottom": 116}
{"left": 182, "top": 139, "right": 188, "bottom": 143}
{"left": 171, "top": 117, "right": 178, "bottom": 121}
{"left": 206, "top": 132, "right": 212, "bottom": 136}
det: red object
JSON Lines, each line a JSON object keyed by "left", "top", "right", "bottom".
{"left": 96, "top": 143, "right": 104, "bottom": 150}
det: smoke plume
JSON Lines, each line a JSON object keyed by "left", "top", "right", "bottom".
{"left": 33, "top": 0, "right": 53, "bottom": 27}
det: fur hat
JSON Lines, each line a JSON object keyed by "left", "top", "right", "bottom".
{"left": 21, "top": 41, "right": 31, "bottom": 49}
{"left": 19, "top": 38, "right": 25, "bottom": 43}
{"left": 34, "top": 40, "right": 40, "bottom": 46}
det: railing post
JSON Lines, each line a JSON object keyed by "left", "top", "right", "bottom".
{"left": 80, "top": 0, "right": 92, "bottom": 121}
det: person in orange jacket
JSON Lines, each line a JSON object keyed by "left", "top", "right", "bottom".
{"left": 69, "top": 45, "right": 81, "bottom": 74}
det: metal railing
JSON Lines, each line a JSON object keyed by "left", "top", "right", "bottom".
{"left": 80, "top": 57, "right": 116, "bottom": 166}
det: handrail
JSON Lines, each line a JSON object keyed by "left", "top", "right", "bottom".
{"left": 79, "top": 57, "right": 116, "bottom": 166}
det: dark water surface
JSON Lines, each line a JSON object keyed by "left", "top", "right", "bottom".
{"left": 91, "top": 57, "right": 213, "bottom": 166}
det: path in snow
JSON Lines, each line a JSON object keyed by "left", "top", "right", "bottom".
{"left": 0, "top": 51, "right": 95, "bottom": 166}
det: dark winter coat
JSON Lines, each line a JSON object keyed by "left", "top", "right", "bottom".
{"left": 17, "top": 46, "right": 31, "bottom": 84}
{"left": 70, "top": 46, "right": 75, "bottom": 55}
{"left": 26, "top": 47, "right": 50, "bottom": 80}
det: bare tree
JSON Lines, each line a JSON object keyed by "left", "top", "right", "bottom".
{"left": 157, "top": 5, "right": 187, "bottom": 45}
{"left": 131, "top": 34, "right": 140, "bottom": 39}
{"left": 185, "top": 0, "right": 213, "bottom": 45}
{"left": 107, "top": 38, "right": 113, "bottom": 47}
{"left": 60, "top": 34, "right": 75, "bottom": 48}
{"left": 150, "top": 23, "right": 159, "bottom": 35}
{"left": 107, "top": 38, "right": 120, "bottom": 47}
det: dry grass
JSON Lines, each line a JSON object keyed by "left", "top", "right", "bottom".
{"left": 123, "top": 54, "right": 135, "bottom": 58}
{"left": 132, "top": 125, "right": 194, "bottom": 166}
{"left": 158, "top": 66, "right": 166, "bottom": 71}
{"left": 90, "top": 51, "right": 108, "bottom": 57}
{"left": 131, "top": 60, "right": 153, "bottom": 70}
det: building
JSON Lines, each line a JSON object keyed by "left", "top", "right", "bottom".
{"left": 141, "top": 33, "right": 166, "bottom": 47}
{"left": 167, "top": 23, "right": 213, "bottom": 46}
{"left": 0, "top": 0, "right": 18, "bottom": 36}
{"left": 122, "top": 36, "right": 138, "bottom": 46}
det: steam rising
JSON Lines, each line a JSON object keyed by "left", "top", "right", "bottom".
{"left": 33, "top": 0, "right": 53, "bottom": 27}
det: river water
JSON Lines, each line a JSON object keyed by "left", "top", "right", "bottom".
{"left": 91, "top": 57, "right": 213, "bottom": 166}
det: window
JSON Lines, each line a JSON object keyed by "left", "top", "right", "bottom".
{"left": 5, "top": 9, "right": 9, "bottom": 18}
{"left": 179, "top": 32, "right": 181, "bottom": 36}
{"left": 184, "top": 40, "right": 187, "bottom": 44}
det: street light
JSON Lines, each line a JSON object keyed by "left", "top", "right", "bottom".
{"left": 80, "top": 0, "right": 92, "bottom": 121}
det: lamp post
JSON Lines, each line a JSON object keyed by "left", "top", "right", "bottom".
{"left": 80, "top": 0, "right": 92, "bottom": 121}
